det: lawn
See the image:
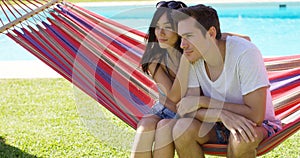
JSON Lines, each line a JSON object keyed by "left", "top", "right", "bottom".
{"left": 0, "top": 79, "right": 299, "bottom": 157}
{"left": 0, "top": 79, "right": 132, "bottom": 157}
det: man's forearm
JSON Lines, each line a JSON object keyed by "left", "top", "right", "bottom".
{"left": 190, "top": 108, "right": 222, "bottom": 123}
{"left": 198, "top": 96, "right": 264, "bottom": 124}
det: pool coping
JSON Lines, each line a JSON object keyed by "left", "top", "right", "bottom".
{"left": 0, "top": 61, "right": 62, "bottom": 79}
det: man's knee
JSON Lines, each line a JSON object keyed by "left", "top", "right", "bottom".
{"left": 228, "top": 132, "right": 263, "bottom": 157}
{"left": 173, "top": 118, "right": 198, "bottom": 144}
{"left": 229, "top": 126, "right": 265, "bottom": 148}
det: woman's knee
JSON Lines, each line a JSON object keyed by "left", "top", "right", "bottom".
{"left": 156, "top": 119, "right": 176, "bottom": 130}
{"left": 137, "top": 115, "right": 160, "bottom": 132}
{"left": 155, "top": 119, "right": 176, "bottom": 139}
{"left": 154, "top": 119, "right": 176, "bottom": 150}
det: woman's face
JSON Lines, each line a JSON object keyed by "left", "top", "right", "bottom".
{"left": 155, "top": 13, "right": 179, "bottom": 49}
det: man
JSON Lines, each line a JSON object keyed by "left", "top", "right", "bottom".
{"left": 171, "top": 4, "right": 282, "bottom": 158}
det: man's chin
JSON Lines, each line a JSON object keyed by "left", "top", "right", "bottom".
{"left": 187, "top": 58, "right": 198, "bottom": 64}
{"left": 184, "top": 55, "right": 196, "bottom": 63}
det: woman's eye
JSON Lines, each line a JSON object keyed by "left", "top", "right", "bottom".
{"left": 155, "top": 25, "right": 173, "bottom": 31}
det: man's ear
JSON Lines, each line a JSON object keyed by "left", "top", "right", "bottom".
{"left": 207, "top": 26, "right": 217, "bottom": 38}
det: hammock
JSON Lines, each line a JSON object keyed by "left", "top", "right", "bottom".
{"left": 1, "top": 1, "right": 299, "bottom": 156}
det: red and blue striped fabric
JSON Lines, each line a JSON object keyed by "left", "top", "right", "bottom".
{"left": 5, "top": 2, "right": 299, "bottom": 156}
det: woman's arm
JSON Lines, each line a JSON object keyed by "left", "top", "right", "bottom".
{"left": 222, "top": 32, "right": 251, "bottom": 41}
{"left": 149, "top": 55, "right": 190, "bottom": 103}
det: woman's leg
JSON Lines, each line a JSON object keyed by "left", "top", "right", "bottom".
{"left": 131, "top": 114, "right": 161, "bottom": 158}
{"left": 153, "top": 119, "right": 177, "bottom": 158}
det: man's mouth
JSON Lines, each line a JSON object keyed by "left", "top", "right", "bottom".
{"left": 184, "top": 50, "right": 193, "bottom": 55}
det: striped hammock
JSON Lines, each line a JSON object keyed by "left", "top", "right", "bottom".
{"left": 1, "top": 0, "right": 299, "bottom": 156}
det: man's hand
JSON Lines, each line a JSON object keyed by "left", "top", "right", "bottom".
{"left": 220, "top": 110, "right": 257, "bottom": 143}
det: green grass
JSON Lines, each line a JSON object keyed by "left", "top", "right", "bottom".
{"left": 0, "top": 78, "right": 299, "bottom": 157}
{"left": 0, "top": 79, "right": 131, "bottom": 157}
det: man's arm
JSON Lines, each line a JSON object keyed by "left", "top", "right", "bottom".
{"left": 222, "top": 87, "right": 267, "bottom": 125}
{"left": 190, "top": 108, "right": 257, "bottom": 143}
{"left": 178, "top": 86, "right": 267, "bottom": 125}
{"left": 177, "top": 86, "right": 267, "bottom": 143}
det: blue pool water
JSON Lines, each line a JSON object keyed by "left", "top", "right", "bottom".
{"left": 1, "top": 2, "right": 300, "bottom": 61}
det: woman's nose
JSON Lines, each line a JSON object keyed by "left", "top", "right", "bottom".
{"left": 158, "top": 28, "right": 165, "bottom": 35}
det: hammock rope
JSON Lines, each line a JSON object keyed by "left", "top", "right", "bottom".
{"left": 0, "top": 0, "right": 62, "bottom": 33}
{"left": 1, "top": 1, "right": 299, "bottom": 156}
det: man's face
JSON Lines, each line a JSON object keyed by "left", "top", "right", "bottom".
{"left": 178, "top": 17, "right": 210, "bottom": 63}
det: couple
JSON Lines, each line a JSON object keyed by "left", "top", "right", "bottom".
{"left": 131, "top": 1, "right": 281, "bottom": 158}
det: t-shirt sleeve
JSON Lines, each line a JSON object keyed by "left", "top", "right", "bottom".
{"left": 238, "top": 48, "right": 270, "bottom": 95}
{"left": 188, "top": 65, "right": 200, "bottom": 88}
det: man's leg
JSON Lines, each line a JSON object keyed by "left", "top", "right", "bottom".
{"left": 131, "top": 115, "right": 161, "bottom": 158}
{"left": 172, "top": 118, "right": 216, "bottom": 158}
{"left": 153, "top": 119, "right": 177, "bottom": 158}
{"left": 227, "top": 126, "right": 267, "bottom": 158}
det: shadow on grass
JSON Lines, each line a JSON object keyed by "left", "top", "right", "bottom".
{"left": 0, "top": 136, "right": 37, "bottom": 158}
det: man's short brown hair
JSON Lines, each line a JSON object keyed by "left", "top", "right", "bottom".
{"left": 171, "top": 4, "right": 222, "bottom": 40}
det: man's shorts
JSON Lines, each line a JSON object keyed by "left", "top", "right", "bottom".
{"left": 261, "top": 119, "right": 282, "bottom": 137}
{"left": 151, "top": 101, "right": 177, "bottom": 119}
{"left": 215, "top": 119, "right": 282, "bottom": 144}
{"left": 215, "top": 122, "right": 231, "bottom": 144}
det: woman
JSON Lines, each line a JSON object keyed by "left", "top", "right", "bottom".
{"left": 131, "top": 1, "right": 192, "bottom": 158}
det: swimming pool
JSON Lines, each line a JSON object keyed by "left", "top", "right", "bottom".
{"left": 1, "top": 2, "right": 300, "bottom": 61}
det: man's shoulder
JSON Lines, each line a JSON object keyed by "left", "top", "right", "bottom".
{"left": 226, "top": 36, "right": 260, "bottom": 58}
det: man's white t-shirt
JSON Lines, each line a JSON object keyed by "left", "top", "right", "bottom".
{"left": 188, "top": 36, "right": 278, "bottom": 122}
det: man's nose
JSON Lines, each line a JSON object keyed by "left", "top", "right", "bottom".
{"left": 180, "top": 38, "right": 188, "bottom": 49}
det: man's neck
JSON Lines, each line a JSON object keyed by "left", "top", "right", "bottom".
{"left": 205, "top": 38, "right": 226, "bottom": 68}
{"left": 203, "top": 38, "right": 226, "bottom": 82}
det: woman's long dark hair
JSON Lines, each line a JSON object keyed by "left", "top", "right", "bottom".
{"left": 140, "top": 7, "right": 183, "bottom": 77}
